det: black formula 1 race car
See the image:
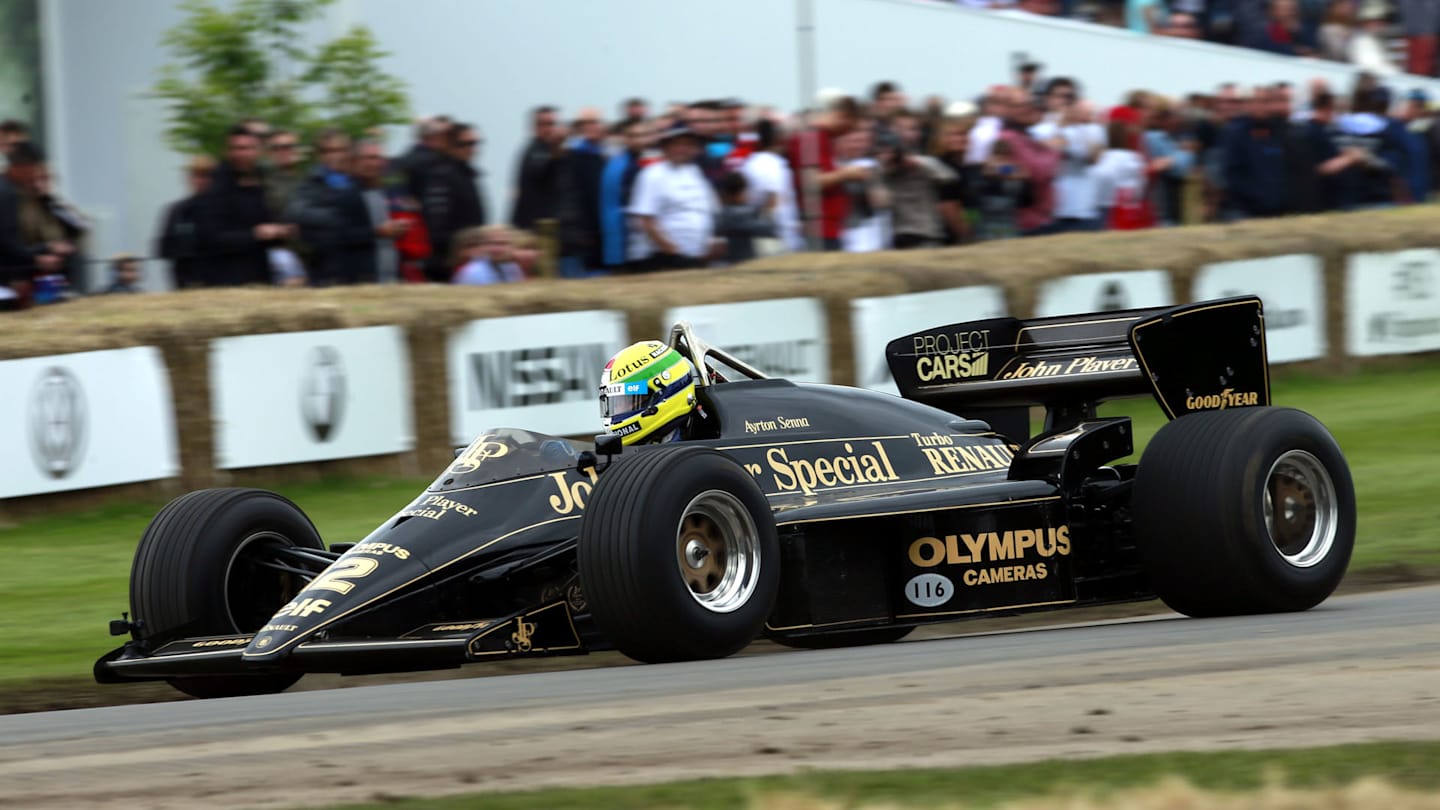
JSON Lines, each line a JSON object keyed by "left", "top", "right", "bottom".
{"left": 96, "top": 297, "right": 1356, "bottom": 698}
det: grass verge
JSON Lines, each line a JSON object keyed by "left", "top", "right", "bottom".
{"left": 1, "top": 364, "right": 1437, "bottom": 703}
{"left": 308, "top": 740, "right": 1440, "bottom": 809}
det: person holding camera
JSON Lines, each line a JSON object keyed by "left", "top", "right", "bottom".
{"left": 878, "top": 110, "right": 960, "bottom": 249}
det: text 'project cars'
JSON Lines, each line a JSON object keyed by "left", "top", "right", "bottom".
{"left": 96, "top": 297, "right": 1356, "bottom": 699}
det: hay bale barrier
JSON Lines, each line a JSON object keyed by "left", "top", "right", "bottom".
{"left": 1, "top": 207, "right": 1437, "bottom": 515}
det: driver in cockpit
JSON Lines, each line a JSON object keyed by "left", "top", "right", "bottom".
{"left": 599, "top": 340, "right": 703, "bottom": 445}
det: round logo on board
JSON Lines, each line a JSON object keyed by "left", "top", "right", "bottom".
{"left": 300, "top": 346, "right": 346, "bottom": 442}
{"left": 28, "top": 366, "right": 87, "bottom": 480}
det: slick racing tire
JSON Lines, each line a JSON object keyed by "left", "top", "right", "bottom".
{"left": 130, "top": 488, "right": 325, "bottom": 699}
{"left": 769, "top": 626, "right": 914, "bottom": 650}
{"left": 1133, "top": 407, "right": 1355, "bottom": 618}
{"left": 579, "top": 445, "right": 780, "bottom": 663}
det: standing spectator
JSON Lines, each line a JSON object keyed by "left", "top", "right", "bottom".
{"left": 714, "top": 172, "right": 775, "bottom": 264}
{"left": 0, "top": 142, "right": 56, "bottom": 305}
{"left": 452, "top": 225, "right": 525, "bottom": 285}
{"left": 1032, "top": 83, "right": 1106, "bottom": 232}
{"left": 871, "top": 81, "right": 908, "bottom": 120}
{"left": 870, "top": 80, "right": 907, "bottom": 142}
{"left": 196, "top": 124, "right": 291, "bottom": 287}
{"left": 356, "top": 138, "right": 410, "bottom": 283}
{"left": 156, "top": 155, "right": 215, "bottom": 289}
{"left": 23, "top": 162, "right": 89, "bottom": 297}
{"left": 1222, "top": 86, "right": 1292, "bottom": 218}
{"left": 1200, "top": 84, "right": 1243, "bottom": 219}
{"left": 688, "top": 101, "right": 732, "bottom": 185}
{"left": 1319, "top": 0, "right": 1359, "bottom": 59}
{"left": 789, "top": 94, "right": 864, "bottom": 250}
{"left": 1332, "top": 86, "right": 1410, "bottom": 208}
{"left": 1093, "top": 120, "right": 1149, "bottom": 229}
{"left": 104, "top": 254, "right": 144, "bottom": 294}
{"left": 265, "top": 129, "right": 306, "bottom": 217}
{"left": 628, "top": 126, "right": 718, "bottom": 271}
{"left": 286, "top": 130, "right": 377, "bottom": 286}
{"left": 1256, "top": 0, "right": 1318, "bottom": 53}
{"left": 511, "top": 105, "right": 565, "bottom": 230}
{"left": 976, "top": 140, "right": 1036, "bottom": 241}
{"left": 933, "top": 116, "right": 981, "bottom": 243}
{"left": 422, "top": 122, "right": 488, "bottom": 282}
{"left": 1350, "top": 0, "right": 1402, "bottom": 73}
{"left": 1144, "top": 99, "right": 1198, "bottom": 225}
{"left": 600, "top": 119, "right": 650, "bottom": 270}
{"left": 836, "top": 124, "right": 892, "bottom": 252}
{"left": 742, "top": 118, "right": 804, "bottom": 252}
{"left": 966, "top": 87, "right": 1012, "bottom": 164}
{"left": 1401, "top": 0, "right": 1440, "bottom": 74}
{"left": 998, "top": 96, "right": 1061, "bottom": 235}
{"left": 1401, "top": 89, "right": 1440, "bottom": 198}
{"left": 1289, "top": 90, "right": 1343, "bottom": 212}
{"left": 878, "top": 111, "right": 960, "bottom": 249}
{"left": 918, "top": 95, "right": 948, "bottom": 152}
{"left": 392, "top": 116, "right": 448, "bottom": 201}
{"left": 556, "top": 107, "right": 607, "bottom": 277}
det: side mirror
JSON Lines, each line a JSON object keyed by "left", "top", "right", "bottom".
{"left": 594, "top": 433, "right": 624, "bottom": 457}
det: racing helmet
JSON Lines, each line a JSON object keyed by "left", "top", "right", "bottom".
{"left": 600, "top": 340, "right": 697, "bottom": 445}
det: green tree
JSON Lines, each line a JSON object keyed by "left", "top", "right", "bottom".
{"left": 152, "top": 0, "right": 410, "bottom": 157}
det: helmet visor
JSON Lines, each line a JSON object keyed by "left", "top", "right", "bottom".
{"left": 600, "top": 380, "right": 651, "bottom": 420}
{"left": 601, "top": 373, "right": 694, "bottom": 423}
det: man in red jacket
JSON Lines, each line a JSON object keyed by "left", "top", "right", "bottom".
{"left": 789, "top": 94, "right": 865, "bottom": 251}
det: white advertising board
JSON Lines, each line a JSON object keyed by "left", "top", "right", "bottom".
{"left": 210, "top": 327, "right": 414, "bottom": 469}
{"left": 1035, "top": 270, "right": 1173, "bottom": 318}
{"left": 664, "top": 298, "right": 829, "bottom": 384}
{"left": 851, "top": 286, "right": 1008, "bottom": 394}
{"left": 0, "top": 347, "right": 178, "bottom": 498}
{"left": 447, "top": 310, "right": 629, "bottom": 444}
{"left": 1346, "top": 249, "right": 1440, "bottom": 356}
{"left": 1193, "top": 254, "right": 1326, "bottom": 364}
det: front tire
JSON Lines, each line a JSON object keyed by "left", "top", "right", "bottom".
{"left": 1133, "top": 407, "right": 1355, "bottom": 617}
{"left": 578, "top": 446, "right": 780, "bottom": 663}
{"left": 130, "top": 488, "right": 324, "bottom": 698}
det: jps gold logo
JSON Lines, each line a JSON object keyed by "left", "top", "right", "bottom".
{"left": 450, "top": 437, "right": 510, "bottom": 475}
{"left": 512, "top": 619, "right": 537, "bottom": 652}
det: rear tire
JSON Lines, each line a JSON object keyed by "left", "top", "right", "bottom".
{"left": 130, "top": 488, "right": 323, "bottom": 699}
{"left": 579, "top": 446, "right": 780, "bottom": 663}
{"left": 1133, "top": 407, "right": 1355, "bottom": 617}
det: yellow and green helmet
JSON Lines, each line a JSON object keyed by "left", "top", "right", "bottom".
{"left": 599, "top": 340, "right": 697, "bottom": 445}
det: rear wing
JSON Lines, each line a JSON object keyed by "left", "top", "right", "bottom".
{"left": 885, "top": 297, "right": 1271, "bottom": 440}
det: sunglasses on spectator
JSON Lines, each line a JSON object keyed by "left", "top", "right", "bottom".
{"left": 458, "top": 139, "right": 481, "bottom": 147}
{"left": 271, "top": 142, "right": 298, "bottom": 150}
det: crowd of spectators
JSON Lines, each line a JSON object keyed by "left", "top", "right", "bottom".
{"left": 4, "top": 57, "right": 1440, "bottom": 306}
{"left": 929, "top": 0, "right": 1431, "bottom": 78}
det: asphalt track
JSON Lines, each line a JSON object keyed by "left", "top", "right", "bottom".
{"left": 2, "top": 585, "right": 1438, "bottom": 810}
